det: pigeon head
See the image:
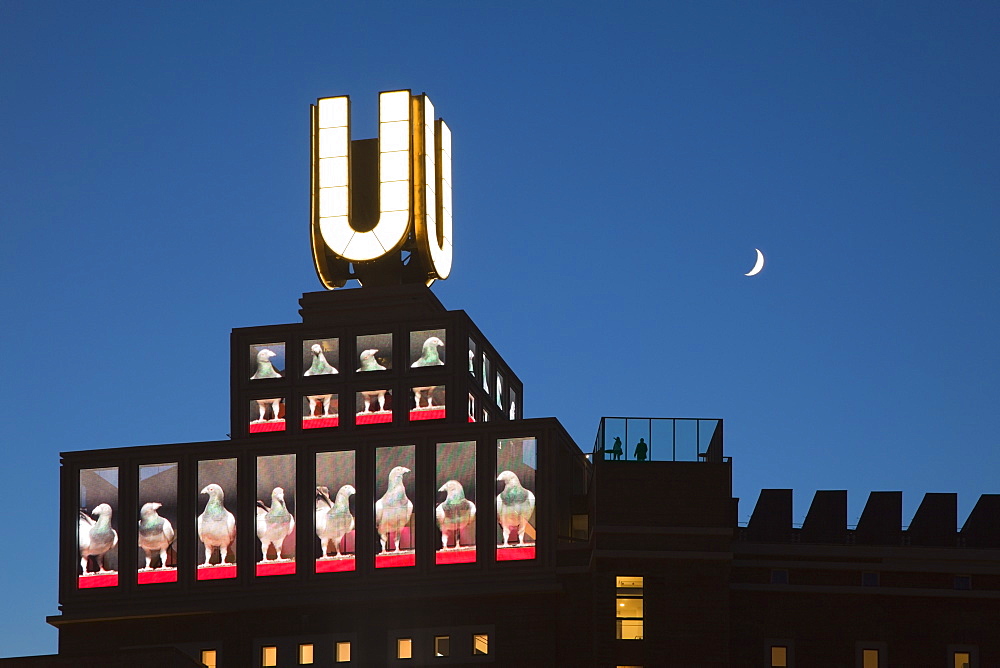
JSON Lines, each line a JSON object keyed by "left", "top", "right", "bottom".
{"left": 339, "top": 484, "right": 357, "bottom": 496}
{"left": 257, "top": 349, "right": 277, "bottom": 362}
{"left": 271, "top": 487, "right": 285, "bottom": 503}
{"left": 139, "top": 502, "right": 162, "bottom": 517}
{"left": 311, "top": 343, "right": 323, "bottom": 355}
{"left": 387, "top": 466, "right": 411, "bottom": 483}
{"left": 425, "top": 337, "right": 444, "bottom": 349}
{"left": 360, "top": 349, "right": 378, "bottom": 361}
{"left": 497, "top": 470, "right": 521, "bottom": 488}
{"left": 438, "top": 480, "right": 463, "bottom": 494}
{"left": 92, "top": 503, "right": 113, "bottom": 518}
{"left": 316, "top": 485, "right": 332, "bottom": 501}
{"left": 200, "top": 484, "right": 224, "bottom": 498}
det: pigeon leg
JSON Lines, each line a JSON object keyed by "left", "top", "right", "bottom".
{"left": 378, "top": 394, "right": 386, "bottom": 411}
{"left": 441, "top": 532, "right": 448, "bottom": 550}
{"left": 518, "top": 525, "right": 527, "bottom": 545}
{"left": 413, "top": 389, "right": 421, "bottom": 407}
{"left": 364, "top": 397, "right": 371, "bottom": 413}
{"left": 159, "top": 547, "right": 168, "bottom": 569}
{"left": 219, "top": 545, "right": 229, "bottom": 565}
{"left": 379, "top": 534, "right": 387, "bottom": 553}
{"left": 394, "top": 531, "right": 401, "bottom": 552}
{"left": 270, "top": 399, "right": 281, "bottom": 421}
{"left": 81, "top": 557, "right": 89, "bottom": 573}
{"left": 323, "top": 396, "right": 331, "bottom": 416}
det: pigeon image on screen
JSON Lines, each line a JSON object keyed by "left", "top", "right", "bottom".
{"left": 496, "top": 470, "right": 536, "bottom": 547}
{"left": 375, "top": 465, "right": 413, "bottom": 553}
{"left": 79, "top": 504, "right": 118, "bottom": 575}
{"left": 257, "top": 487, "right": 295, "bottom": 562}
{"left": 198, "top": 484, "right": 236, "bottom": 566}
{"left": 250, "top": 344, "right": 284, "bottom": 380}
{"left": 138, "top": 502, "right": 175, "bottom": 571}
{"left": 304, "top": 342, "right": 338, "bottom": 376}
{"left": 437, "top": 481, "right": 476, "bottom": 550}
{"left": 356, "top": 333, "right": 392, "bottom": 371}
{"left": 410, "top": 332, "right": 445, "bottom": 367}
{"left": 316, "top": 485, "right": 356, "bottom": 558}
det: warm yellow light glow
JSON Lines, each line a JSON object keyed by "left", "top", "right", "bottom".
{"left": 863, "top": 649, "right": 879, "bottom": 668}
{"left": 335, "top": 641, "right": 351, "bottom": 662}
{"left": 954, "top": 652, "right": 971, "bottom": 668}
{"left": 379, "top": 90, "right": 410, "bottom": 122}
{"left": 200, "top": 649, "right": 217, "bottom": 668}
{"left": 397, "top": 638, "right": 413, "bottom": 659}
{"left": 473, "top": 634, "right": 489, "bottom": 655}
{"left": 771, "top": 646, "right": 788, "bottom": 667}
{"left": 262, "top": 646, "right": 277, "bottom": 667}
{"left": 616, "top": 576, "right": 643, "bottom": 588}
{"left": 298, "top": 644, "right": 314, "bottom": 665}
{"left": 318, "top": 96, "right": 348, "bottom": 129}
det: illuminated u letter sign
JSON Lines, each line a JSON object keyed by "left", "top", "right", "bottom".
{"left": 310, "top": 90, "right": 453, "bottom": 289}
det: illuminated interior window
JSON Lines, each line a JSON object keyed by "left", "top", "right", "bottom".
{"left": 335, "top": 641, "right": 351, "bottom": 662}
{"left": 862, "top": 649, "right": 879, "bottom": 668}
{"left": 397, "top": 638, "right": 412, "bottom": 659}
{"left": 771, "top": 645, "right": 788, "bottom": 667}
{"left": 262, "top": 645, "right": 277, "bottom": 667}
{"left": 299, "top": 643, "right": 314, "bottom": 665}
{"left": 434, "top": 636, "right": 450, "bottom": 657}
{"left": 200, "top": 649, "right": 217, "bottom": 668}
{"left": 473, "top": 634, "right": 489, "bottom": 655}
{"left": 616, "top": 576, "right": 643, "bottom": 640}
{"left": 954, "top": 652, "right": 971, "bottom": 668}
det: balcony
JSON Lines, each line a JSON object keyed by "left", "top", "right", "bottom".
{"left": 592, "top": 417, "right": 725, "bottom": 463}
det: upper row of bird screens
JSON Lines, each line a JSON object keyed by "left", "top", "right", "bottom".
{"left": 77, "top": 439, "right": 539, "bottom": 588}
{"left": 248, "top": 330, "right": 447, "bottom": 380}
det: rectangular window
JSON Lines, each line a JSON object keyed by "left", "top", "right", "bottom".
{"left": 356, "top": 389, "right": 393, "bottom": 424}
{"left": 316, "top": 451, "right": 356, "bottom": 573}
{"left": 482, "top": 355, "right": 491, "bottom": 393}
{"left": 397, "top": 638, "right": 412, "bottom": 659}
{"left": 200, "top": 649, "right": 217, "bottom": 668}
{"left": 303, "top": 337, "right": 340, "bottom": 376}
{"left": 862, "top": 571, "right": 879, "bottom": 587}
{"left": 954, "top": 652, "right": 971, "bottom": 668}
{"left": 256, "top": 454, "right": 297, "bottom": 576}
{"left": 78, "top": 467, "right": 119, "bottom": 588}
{"left": 509, "top": 386, "right": 519, "bottom": 420}
{"left": 261, "top": 645, "right": 277, "bottom": 667}
{"left": 299, "top": 643, "right": 314, "bottom": 665}
{"left": 437, "top": 441, "right": 477, "bottom": 564}
{"left": 137, "top": 463, "right": 178, "bottom": 584}
{"left": 410, "top": 384, "right": 446, "bottom": 421}
{"left": 771, "top": 645, "right": 788, "bottom": 667}
{"left": 356, "top": 333, "right": 392, "bottom": 372}
{"left": 496, "top": 437, "right": 537, "bottom": 561}
{"left": 770, "top": 569, "right": 788, "bottom": 584}
{"left": 303, "top": 393, "right": 339, "bottom": 429}
{"left": 410, "top": 329, "right": 446, "bottom": 367}
{"left": 616, "top": 576, "right": 644, "bottom": 640}
{"left": 954, "top": 575, "right": 971, "bottom": 590}
{"left": 473, "top": 634, "right": 489, "bottom": 655}
{"left": 862, "top": 649, "right": 878, "bottom": 668}
{"left": 335, "top": 641, "right": 351, "bottom": 662}
{"left": 434, "top": 636, "right": 450, "bottom": 657}
{"left": 375, "top": 445, "right": 416, "bottom": 568}
{"left": 468, "top": 338, "right": 477, "bottom": 377}
{"left": 495, "top": 372, "right": 504, "bottom": 409}
{"left": 250, "top": 397, "right": 286, "bottom": 433}
{"left": 197, "top": 458, "right": 238, "bottom": 579}
{"left": 250, "top": 342, "right": 285, "bottom": 380}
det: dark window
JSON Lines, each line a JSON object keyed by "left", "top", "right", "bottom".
{"left": 954, "top": 575, "right": 971, "bottom": 590}
{"left": 770, "top": 569, "right": 788, "bottom": 585}
{"left": 862, "top": 571, "right": 880, "bottom": 587}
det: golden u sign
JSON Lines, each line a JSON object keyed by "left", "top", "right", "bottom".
{"left": 310, "top": 90, "right": 453, "bottom": 289}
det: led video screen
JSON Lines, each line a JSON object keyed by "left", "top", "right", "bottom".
{"left": 315, "top": 450, "right": 356, "bottom": 573}
{"left": 496, "top": 372, "right": 505, "bottom": 410}
{"left": 410, "top": 329, "right": 446, "bottom": 368}
{"left": 356, "top": 333, "right": 392, "bottom": 372}
{"left": 482, "top": 354, "right": 491, "bottom": 394}
{"left": 256, "top": 454, "right": 297, "bottom": 576}
{"left": 509, "top": 387, "right": 519, "bottom": 421}
{"left": 250, "top": 342, "right": 285, "bottom": 380}
{"left": 375, "top": 445, "right": 415, "bottom": 568}
{"left": 496, "top": 437, "right": 537, "bottom": 561}
{"left": 356, "top": 389, "right": 392, "bottom": 424}
{"left": 410, "top": 384, "right": 446, "bottom": 421}
{"left": 137, "top": 463, "right": 178, "bottom": 585}
{"left": 302, "top": 393, "right": 339, "bottom": 429}
{"left": 436, "top": 441, "right": 477, "bottom": 565}
{"left": 303, "top": 338, "right": 339, "bottom": 376}
{"left": 468, "top": 338, "right": 477, "bottom": 377}
{"left": 250, "top": 397, "right": 285, "bottom": 433}
{"left": 468, "top": 393, "right": 477, "bottom": 423}
{"left": 197, "top": 458, "right": 237, "bottom": 580}
{"left": 78, "top": 467, "right": 119, "bottom": 588}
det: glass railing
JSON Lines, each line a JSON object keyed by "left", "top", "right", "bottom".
{"left": 592, "top": 417, "right": 723, "bottom": 463}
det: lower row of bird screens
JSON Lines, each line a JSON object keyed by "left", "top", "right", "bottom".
{"left": 249, "top": 329, "right": 447, "bottom": 380}
{"left": 77, "top": 438, "right": 537, "bottom": 587}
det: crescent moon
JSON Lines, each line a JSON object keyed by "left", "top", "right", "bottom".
{"left": 745, "top": 248, "right": 765, "bottom": 276}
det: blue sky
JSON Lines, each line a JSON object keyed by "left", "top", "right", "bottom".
{"left": 2, "top": 1, "right": 998, "bottom": 657}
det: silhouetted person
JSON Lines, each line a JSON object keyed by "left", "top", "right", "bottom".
{"left": 609, "top": 437, "right": 623, "bottom": 460}
{"left": 634, "top": 438, "right": 648, "bottom": 462}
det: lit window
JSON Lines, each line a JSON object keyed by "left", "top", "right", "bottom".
{"left": 262, "top": 645, "right": 277, "bottom": 667}
{"left": 954, "top": 651, "right": 971, "bottom": 668}
{"left": 771, "top": 645, "right": 788, "bottom": 667}
{"left": 473, "top": 634, "right": 489, "bottom": 655}
{"left": 201, "top": 649, "right": 217, "bottom": 668}
{"left": 954, "top": 575, "right": 971, "bottom": 590}
{"left": 863, "top": 649, "right": 879, "bottom": 668}
{"left": 335, "top": 641, "right": 351, "bottom": 662}
{"left": 616, "top": 576, "right": 643, "bottom": 640}
{"left": 770, "top": 569, "right": 789, "bottom": 584}
{"left": 299, "top": 643, "right": 314, "bottom": 665}
{"left": 397, "top": 638, "right": 412, "bottom": 659}
{"left": 434, "top": 635, "right": 450, "bottom": 657}
{"left": 862, "top": 571, "right": 879, "bottom": 587}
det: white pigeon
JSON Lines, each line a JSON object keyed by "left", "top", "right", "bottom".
{"left": 496, "top": 470, "right": 536, "bottom": 547}
{"left": 304, "top": 343, "right": 338, "bottom": 376}
{"left": 357, "top": 348, "right": 387, "bottom": 372}
{"left": 251, "top": 348, "right": 281, "bottom": 379}
{"left": 138, "top": 502, "right": 176, "bottom": 571}
{"left": 257, "top": 487, "right": 295, "bottom": 562}
{"left": 198, "top": 484, "right": 236, "bottom": 566}
{"left": 411, "top": 336, "right": 445, "bottom": 367}
{"left": 436, "top": 480, "right": 477, "bottom": 549}
{"left": 316, "top": 485, "right": 356, "bottom": 558}
{"left": 375, "top": 466, "right": 413, "bottom": 552}
{"left": 79, "top": 504, "right": 118, "bottom": 574}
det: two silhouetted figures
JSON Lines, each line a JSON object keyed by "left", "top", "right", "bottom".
{"left": 604, "top": 436, "right": 648, "bottom": 461}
